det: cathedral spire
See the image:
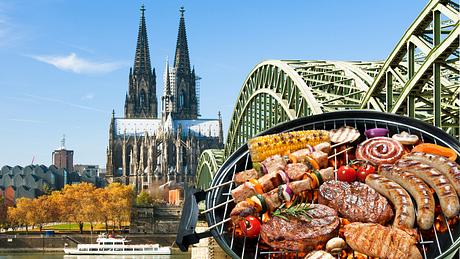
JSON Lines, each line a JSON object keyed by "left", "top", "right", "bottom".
{"left": 125, "top": 4, "right": 158, "bottom": 119}
{"left": 165, "top": 59, "right": 171, "bottom": 96}
{"left": 133, "top": 4, "right": 152, "bottom": 74}
{"left": 174, "top": 6, "right": 191, "bottom": 73}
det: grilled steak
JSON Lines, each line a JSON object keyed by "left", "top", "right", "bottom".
{"left": 260, "top": 204, "right": 339, "bottom": 252}
{"left": 318, "top": 180, "right": 394, "bottom": 224}
{"left": 344, "top": 222, "right": 422, "bottom": 259}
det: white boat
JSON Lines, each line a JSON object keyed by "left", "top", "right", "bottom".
{"left": 63, "top": 233, "right": 171, "bottom": 255}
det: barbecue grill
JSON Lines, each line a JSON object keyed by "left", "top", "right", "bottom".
{"left": 177, "top": 110, "right": 460, "bottom": 259}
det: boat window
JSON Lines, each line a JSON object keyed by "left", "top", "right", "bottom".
{"left": 124, "top": 248, "right": 133, "bottom": 251}
{"left": 154, "top": 247, "right": 158, "bottom": 251}
{"left": 79, "top": 248, "right": 88, "bottom": 251}
{"left": 103, "top": 248, "right": 113, "bottom": 251}
{"left": 134, "top": 248, "right": 143, "bottom": 251}
{"left": 89, "top": 248, "right": 98, "bottom": 251}
{"left": 144, "top": 248, "right": 153, "bottom": 251}
{"left": 114, "top": 248, "right": 123, "bottom": 251}
{"left": 104, "top": 242, "right": 113, "bottom": 245}
{"left": 114, "top": 242, "right": 123, "bottom": 245}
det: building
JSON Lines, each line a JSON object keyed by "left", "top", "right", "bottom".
{"left": 74, "top": 164, "right": 101, "bottom": 177}
{"left": 106, "top": 6, "right": 223, "bottom": 194}
{"left": 0, "top": 164, "right": 106, "bottom": 203}
{"left": 52, "top": 135, "right": 74, "bottom": 172}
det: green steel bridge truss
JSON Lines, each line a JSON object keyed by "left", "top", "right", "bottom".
{"left": 196, "top": 0, "right": 459, "bottom": 187}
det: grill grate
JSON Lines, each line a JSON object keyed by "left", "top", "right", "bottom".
{"left": 203, "top": 112, "right": 460, "bottom": 259}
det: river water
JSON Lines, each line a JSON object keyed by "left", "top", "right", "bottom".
{"left": 0, "top": 254, "right": 191, "bottom": 259}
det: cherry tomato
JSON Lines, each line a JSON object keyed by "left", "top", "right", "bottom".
{"left": 239, "top": 216, "right": 261, "bottom": 238}
{"left": 337, "top": 165, "right": 357, "bottom": 182}
{"left": 357, "top": 163, "right": 376, "bottom": 182}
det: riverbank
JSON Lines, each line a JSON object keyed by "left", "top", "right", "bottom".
{"left": 0, "top": 233, "right": 180, "bottom": 253}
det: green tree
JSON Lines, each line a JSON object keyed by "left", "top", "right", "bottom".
{"left": 136, "top": 191, "right": 153, "bottom": 206}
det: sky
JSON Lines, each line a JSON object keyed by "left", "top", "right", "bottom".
{"left": 0, "top": 0, "right": 427, "bottom": 167}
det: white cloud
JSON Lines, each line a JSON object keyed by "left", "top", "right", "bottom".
{"left": 31, "top": 52, "right": 126, "bottom": 74}
{"left": 81, "top": 93, "right": 95, "bottom": 100}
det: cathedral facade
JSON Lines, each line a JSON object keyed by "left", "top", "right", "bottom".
{"left": 106, "top": 6, "right": 223, "bottom": 193}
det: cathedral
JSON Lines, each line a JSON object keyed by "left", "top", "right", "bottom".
{"left": 106, "top": 6, "right": 223, "bottom": 193}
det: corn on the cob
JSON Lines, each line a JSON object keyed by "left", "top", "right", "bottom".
{"left": 248, "top": 130, "right": 330, "bottom": 163}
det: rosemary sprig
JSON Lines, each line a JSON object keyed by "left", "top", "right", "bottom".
{"left": 272, "top": 202, "right": 313, "bottom": 221}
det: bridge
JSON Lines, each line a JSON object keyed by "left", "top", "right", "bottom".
{"left": 196, "top": 0, "right": 459, "bottom": 188}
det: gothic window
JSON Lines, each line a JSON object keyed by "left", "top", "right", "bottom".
{"left": 179, "top": 90, "right": 185, "bottom": 108}
{"left": 140, "top": 90, "right": 146, "bottom": 108}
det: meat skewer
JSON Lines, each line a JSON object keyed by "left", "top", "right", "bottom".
{"left": 230, "top": 167, "right": 334, "bottom": 224}
{"left": 231, "top": 152, "right": 330, "bottom": 203}
{"left": 204, "top": 143, "right": 345, "bottom": 193}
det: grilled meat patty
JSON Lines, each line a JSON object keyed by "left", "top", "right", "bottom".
{"left": 318, "top": 180, "right": 394, "bottom": 224}
{"left": 344, "top": 222, "right": 422, "bottom": 259}
{"left": 260, "top": 204, "right": 339, "bottom": 252}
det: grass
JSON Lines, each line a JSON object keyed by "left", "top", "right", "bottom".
{"left": 43, "top": 223, "right": 106, "bottom": 231}
{"left": 5, "top": 222, "right": 130, "bottom": 234}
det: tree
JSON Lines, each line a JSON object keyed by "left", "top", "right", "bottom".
{"left": 105, "top": 183, "right": 134, "bottom": 231}
{"left": 136, "top": 191, "right": 153, "bottom": 206}
{"left": 60, "top": 182, "right": 97, "bottom": 234}
{"left": 94, "top": 187, "right": 111, "bottom": 233}
{"left": 8, "top": 198, "right": 34, "bottom": 234}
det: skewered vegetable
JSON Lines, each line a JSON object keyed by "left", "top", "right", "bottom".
{"left": 248, "top": 130, "right": 330, "bottom": 163}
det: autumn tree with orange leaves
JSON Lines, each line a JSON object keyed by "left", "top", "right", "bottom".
{"left": 7, "top": 182, "right": 134, "bottom": 233}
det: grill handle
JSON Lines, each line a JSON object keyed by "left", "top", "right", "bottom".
{"left": 176, "top": 187, "right": 212, "bottom": 251}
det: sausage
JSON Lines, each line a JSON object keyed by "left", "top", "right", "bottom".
{"left": 396, "top": 159, "right": 460, "bottom": 218}
{"left": 356, "top": 137, "right": 405, "bottom": 165}
{"left": 403, "top": 152, "right": 460, "bottom": 197}
{"left": 379, "top": 164, "right": 435, "bottom": 230}
{"left": 365, "top": 174, "right": 415, "bottom": 229}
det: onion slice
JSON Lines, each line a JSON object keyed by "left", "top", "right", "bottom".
{"left": 365, "top": 128, "right": 389, "bottom": 138}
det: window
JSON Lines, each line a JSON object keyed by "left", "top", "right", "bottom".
{"left": 79, "top": 248, "right": 88, "bottom": 251}
{"left": 89, "top": 248, "right": 98, "bottom": 251}
{"left": 114, "top": 242, "right": 123, "bottom": 245}
{"left": 140, "top": 90, "right": 146, "bottom": 107}
{"left": 179, "top": 90, "right": 185, "bottom": 108}
{"left": 134, "top": 248, "right": 143, "bottom": 251}
{"left": 103, "top": 248, "right": 113, "bottom": 251}
{"left": 104, "top": 242, "right": 113, "bottom": 245}
{"left": 144, "top": 248, "right": 153, "bottom": 251}
{"left": 124, "top": 248, "right": 134, "bottom": 251}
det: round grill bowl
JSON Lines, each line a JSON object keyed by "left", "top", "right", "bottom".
{"left": 178, "top": 110, "right": 460, "bottom": 259}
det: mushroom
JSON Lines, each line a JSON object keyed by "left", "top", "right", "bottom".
{"left": 392, "top": 131, "right": 419, "bottom": 145}
{"left": 325, "top": 237, "right": 346, "bottom": 255}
